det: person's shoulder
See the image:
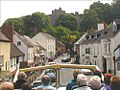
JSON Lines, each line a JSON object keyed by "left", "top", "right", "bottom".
{"left": 48, "top": 86, "right": 56, "bottom": 89}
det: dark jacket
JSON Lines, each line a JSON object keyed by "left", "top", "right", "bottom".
{"left": 66, "top": 79, "right": 77, "bottom": 90}
{"left": 14, "top": 79, "right": 27, "bottom": 89}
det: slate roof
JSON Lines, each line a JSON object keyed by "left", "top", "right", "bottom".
{"left": 0, "top": 30, "right": 11, "bottom": 42}
{"left": 38, "top": 32, "right": 55, "bottom": 39}
{"left": 35, "top": 42, "right": 46, "bottom": 50}
{"left": 114, "top": 19, "right": 120, "bottom": 24}
{"left": 80, "top": 29, "right": 114, "bottom": 45}
{"left": 15, "top": 32, "right": 34, "bottom": 47}
{"left": 10, "top": 43, "right": 24, "bottom": 57}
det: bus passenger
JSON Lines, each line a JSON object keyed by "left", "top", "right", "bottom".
{"left": 66, "top": 69, "right": 82, "bottom": 90}
{"left": 89, "top": 76, "right": 102, "bottom": 90}
{"left": 0, "top": 81, "right": 14, "bottom": 90}
{"left": 73, "top": 74, "right": 92, "bottom": 90}
{"left": 36, "top": 75, "right": 56, "bottom": 90}
{"left": 14, "top": 72, "right": 28, "bottom": 89}
{"left": 110, "top": 75, "right": 120, "bottom": 90}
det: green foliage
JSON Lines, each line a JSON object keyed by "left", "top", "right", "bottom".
{"left": 56, "top": 14, "right": 78, "bottom": 31}
{"left": 80, "top": 9, "right": 100, "bottom": 32}
{"left": 5, "top": 17, "right": 24, "bottom": 33}
{"left": 23, "top": 12, "right": 51, "bottom": 37}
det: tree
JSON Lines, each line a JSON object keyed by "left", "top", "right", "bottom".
{"left": 23, "top": 12, "right": 51, "bottom": 37}
{"left": 55, "top": 14, "right": 78, "bottom": 31}
{"left": 111, "top": 1, "right": 120, "bottom": 20}
{"left": 90, "top": 1, "right": 112, "bottom": 24}
{"left": 80, "top": 9, "right": 100, "bottom": 32}
{"left": 4, "top": 17, "right": 24, "bottom": 33}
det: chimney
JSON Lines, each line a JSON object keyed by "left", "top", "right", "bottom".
{"left": 98, "top": 23, "right": 104, "bottom": 31}
{"left": 1, "top": 23, "right": 14, "bottom": 41}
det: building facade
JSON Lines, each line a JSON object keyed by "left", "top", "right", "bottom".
{"left": 79, "top": 20, "right": 120, "bottom": 73}
{"left": 32, "top": 32, "right": 56, "bottom": 58}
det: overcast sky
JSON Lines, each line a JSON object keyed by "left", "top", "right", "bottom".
{"left": 0, "top": 0, "right": 113, "bottom": 26}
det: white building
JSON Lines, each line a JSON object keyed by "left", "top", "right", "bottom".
{"left": 79, "top": 21, "right": 120, "bottom": 73}
{"left": 32, "top": 32, "right": 56, "bottom": 58}
{"left": 113, "top": 19, "right": 120, "bottom": 75}
{"left": 13, "top": 33, "right": 34, "bottom": 65}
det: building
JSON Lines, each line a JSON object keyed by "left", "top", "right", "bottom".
{"left": 79, "top": 20, "right": 120, "bottom": 73}
{"left": 113, "top": 19, "right": 120, "bottom": 75}
{"left": 0, "top": 30, "right": 11, "bottom": 79}
{"left": 1, "top": 24, "right": 34, "bottom": 67}
{"left": 32, "top": 32, "right": 56, "bottom": 58}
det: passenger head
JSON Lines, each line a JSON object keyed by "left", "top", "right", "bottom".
{"left": 77, "top": 74, "right": 88, "bottom": 86}
{"left": 0, "top": 81, "right": 14, "bottom": 90}
{"left": 41, "top": 75, "right": 50, "bottom": 85}
{"left": 89, "top": 76, "right": 101, "bottom": 90}
{"left": 73, "top": 69, "right": 82, "bottom": 80}
{"left": 18, "top": 72, "right": 27, "bottom": 80}
{"left": 110, "top": 75, "right": 120, "bottom": 90}
{"left": 21, "top": 82, "right": 32, "bottom": 90}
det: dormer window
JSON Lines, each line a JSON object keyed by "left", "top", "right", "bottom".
{"left": 104, "top": 31, "right": 107, "bottom": 35}
{"left": 97, "top": 34, "right": 101, "bottom": 38}
{"left": 91, "top": 35, "right": 94, "bottom": 39}
{"left": 17, "top": 41, "right": 21, "bottom": 46}
{"left": 86, "top": 36, "right": 89, "bottom": 40}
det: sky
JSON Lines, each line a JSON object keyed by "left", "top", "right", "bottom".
{"left": 0, "top": 0, "right": 113, "bottom": 26}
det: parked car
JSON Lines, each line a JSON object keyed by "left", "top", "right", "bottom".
{"left": 61, "top": 57, "right": 71, "bottom": 62}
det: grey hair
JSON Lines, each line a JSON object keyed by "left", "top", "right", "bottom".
{"left": 77, "top": 74, "right": 88, "bottom": 86}
{"left": 89, "top": 76, "right": 101, "bottom": 90}
{"left": 18, "top": 72, "right": 27, "bottom": 80}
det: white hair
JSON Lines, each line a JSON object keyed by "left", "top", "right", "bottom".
{"left": 77, "top": 74, "right": 88, "bottom": 86}
{"left": 89, "top": 76, "right": 101, "bottom": 90}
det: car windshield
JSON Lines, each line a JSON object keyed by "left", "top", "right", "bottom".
{"left": 59, "top": 68, "right": 94, "bottom": 86}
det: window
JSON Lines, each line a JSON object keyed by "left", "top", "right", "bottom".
{"left": 104, "top": 31, "right": 107, "bottom": 35}
{"left": 97, "top": 45, "right": 99, "bottom": 55}
{"left": 16, "top": 57, "right": 19, "bottom": 63}
{"left": 91, "top": 35, "right": 94, "bottom": 39}
{"left": 97, "top": 34, "right": 101, "bottom": 38}
{"left": 104, "top": 43, "right": 107, "bottom": 54}
{"left": 108, "top": 43, "right": 111, "bottom": 54}
{"left": 17, "top": 41, "right": 21, "bottom": 46}
{"left": 85, "top": 48, "right": 90, "bottom": 54}
{"left": 0, "top": 55, "right": 4, "bottom": 64}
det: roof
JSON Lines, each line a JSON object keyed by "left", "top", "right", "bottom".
{"left": 35, "top": 42, "right": 46, "bottom": 50}
{"left": 39, "top": 32, "right": 55, "bottom": 39}
{"left": 16, "top": 33, "right": 34, "bottom": 47}
{"left": 10, "top": 43, "right": 24, "bottom": 57}
{"left": 56, "top": 40, "right": 65, "bottom": 47}
{"left": 74, "top": 33, "right": 87, "bottom": 45}
{"left": 114, "top": 19, "right": 120, "bottom": 24}
{"left": 80, "top": 29, "right": 114, "bottom": 45}
{"left": 0, "top": 30, "right": 11, "bottom": 42}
